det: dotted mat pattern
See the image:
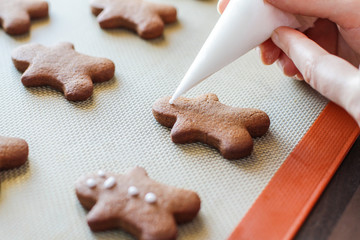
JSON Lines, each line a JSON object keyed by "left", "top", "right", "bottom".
{"left": 0, "top": 0, "right": 327, "bottom": 239}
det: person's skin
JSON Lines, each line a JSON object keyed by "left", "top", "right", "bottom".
{"left": 218, "top": 0, "right": 360, "bottom": 126}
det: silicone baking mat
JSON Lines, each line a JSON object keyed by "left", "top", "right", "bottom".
{"left": 0, "top": 0, "right": 328, "bottom": 239}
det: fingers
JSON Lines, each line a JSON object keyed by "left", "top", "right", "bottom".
{"left": 219, "top": 0, "right": 360, "bottom": 29}
{"left": 265, "top": 0, "right": 360, "bottom": 29}
{"left": 258, "top": 39, "right": 281, "bottom": 65}
{"left": 261, "top": 19, "right": 337, "bottom": 79}
{"left": 271, "top": 26, "right": 360, "bottom": 125}
{"left": 339, "top": 27, "right": 360, "bottom": 57}
{"left": 277, "top": 52, "right": 301, "bottom": 78}
{"left": 266, "top": 0, "right": 360, "bottom": 57}
{"left": 304, "top": 19, "right": 338, "bottom": 55}
{"left": 259, "top": 40, "right": 302, "bottom": 79}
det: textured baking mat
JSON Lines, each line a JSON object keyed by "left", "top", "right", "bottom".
{"left": 0, "top": 0, "right": 327, "bottom": 239}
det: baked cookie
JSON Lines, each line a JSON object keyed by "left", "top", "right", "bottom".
{"left": 152, "top": 93, "right": 270, "bottom": 159}
{"left": 0, "top": 136, "right": 29, "bottom": 170}
{"left": 90, "top": 0, "right": 177, "bottom": 39}
{"left": 12, "top": 42, "right": 115, "bottom": 101}
{"left": 0, "top": 0, "right": 48, "bottom": 35}
{"left": 76, "top": 167, "right": 201, "bottom": 240}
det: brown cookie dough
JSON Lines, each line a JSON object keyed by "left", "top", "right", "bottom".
{"left": 152, "top": 93, "right": 270, "bottom": 159}
{"left": 0, "top": 136, "right": 28, "bottom": 170}
{"left": 11, "top": 42, "right": 115, "bottom": 101}
{"left": 75, "top": 167, "right": 201, "bottom": 240}
{"left": 0, "top": 0, "right": 48, "bottom": 35}
{"left": 90, "top": 0, "right": 177, "bottom": 39}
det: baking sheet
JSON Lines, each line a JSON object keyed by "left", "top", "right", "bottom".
{"left": 0, "top": 0, "right": 328, "bottom": 239}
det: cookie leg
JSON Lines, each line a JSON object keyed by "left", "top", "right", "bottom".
{"left": 219, "top": 131, "right": 254, "bottom": 159}
{"left": 63, "top": 77, "right": 94, "bottom": 101}
{"left": 21, "top": 67, "right": 52, "bottom": 87}
{"left": 88, "top": 59, "right": 115, "bottom": 83}
{"left": 171, "top": 190, "right": 201, "bottom": 223}
{"left": 0, "top": 136, "right": 28, "bottom": 170}
{"left": 137, "top": 16, "right": 164, "bottom": 39}
{"left": 86, "top": 202, "right": 119, "bottom": 232}
{"left": 140, "top": 215, "right": 178, "bottom": 240}
{"left": 170, "top": 119, "right": 200, "bottom": 144}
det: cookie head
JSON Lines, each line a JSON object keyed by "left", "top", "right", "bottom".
{"left": 0, "top": 136, "right": 29, "bottom": 170}
{"left": 90, "top": 0, "right": 177, "bottom": 39}
{"left": 75, "top": 167, "right": 201, "bottom": 240}
{"left": 11, "top": 42, "right": 115, "bottom": 101}
{"left": 152, "top": 93, "right": 270, "bottom": 159}
{"left": 0, "top": 0, "right": 48, "bottom": 35}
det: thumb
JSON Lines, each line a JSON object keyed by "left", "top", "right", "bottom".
{"left": 266, "top": 0, "right": 360, "bottom": 55}
{"left": 266, "top": 0, "right": 360, "bottom": 29}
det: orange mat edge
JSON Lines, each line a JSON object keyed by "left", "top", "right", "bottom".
{"left": 228, "top": 102, "right": 360, "bottom": 240}
{"left": 286, "top": 126, "right": 360, "bottom": 239}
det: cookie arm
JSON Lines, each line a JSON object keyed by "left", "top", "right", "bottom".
{"left": 12, "top": 43, "right": 44, "bottom": 72}
{"left": 25, "top": 1, "right": 49, "bottom": 19}
{"left": 90, "top": 0, "right": 106, "bottom": 16}
{"left": 156, "top": 4, "right": 177, "bottom": 24}
{"left": 128, "top": 166, "right": 149, "bottom": 177}
{"left": 152, "top": 97, "right": 178, "bottom": 128}
{"left": 95, "top": 9, "right": 122, "bottom": 29}
{"left": 195, "top": 93, "right": 219, "bottom": 102}
{"left": 2, "top": 10, "right": 31, "bottom": 35}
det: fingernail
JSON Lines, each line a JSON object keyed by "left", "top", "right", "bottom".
{"left": 294, "top": 73, "right": 304, "bottom": 81}
{"left": 293, "top": 75, "right": 301, "bottom": 81}
{"left": 217, "top": 1, "right": 222, "bottom": 14}
{"left": 255, "top": 47, "right": 261, "bottom": 58}
{"left": 276, "top": 60, "right": 284, "bottom": 72}
{"left": 271, "top": 30, "right": 280, "bottom": 47}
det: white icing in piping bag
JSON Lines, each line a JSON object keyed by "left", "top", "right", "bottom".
{"left": 169, "top": 0, "right": 316, "bottom": 104}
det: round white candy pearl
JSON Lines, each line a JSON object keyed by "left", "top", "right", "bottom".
{"left": 104, "top": 177, "right": 116, "bottom": 189}
{"left": 128, "top": 186, "right": 139, "bottom": 196}
{"left": 145, "top": 192, "right": 157, "bottom": 204}
{"left": 86, "top": 178, "right": 96, "bottom": 188}
{"left": 97, "top": 170, "right": 105, "bottom": 177}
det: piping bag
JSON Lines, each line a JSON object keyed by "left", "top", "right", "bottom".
{"left": 169, "top": 0, "right": 317, "bottom": 104}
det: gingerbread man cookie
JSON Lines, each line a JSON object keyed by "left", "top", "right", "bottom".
{"left": 0, "top": 136, "right": 28, "bottom": 170}
{"left": 75, "top": 167, "right": 201, "bottom": 240}
{"left": 91, "top": 0, "right": 177, "bottom": 39}
{"left": 0, "top": 0, "right": 48, "bottom": 35}
{"left": 12, "top": 42, "right": 115, "bottom": 101}
{"left": 152, "top": 93, "right": 270, "bottom": 159}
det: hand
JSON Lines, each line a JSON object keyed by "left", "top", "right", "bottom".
{"left": 218, "top": 0, "right": 360, "bottom": 126}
